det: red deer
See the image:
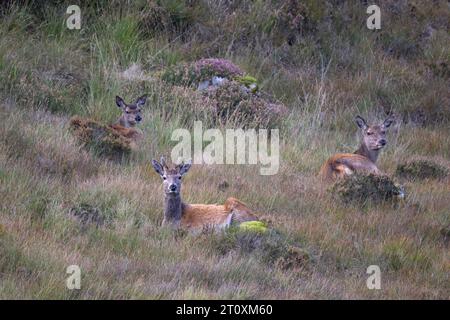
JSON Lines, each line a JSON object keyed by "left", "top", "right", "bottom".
{"left": 151, "top": 157, "right": 259, "bottom": 232}
{"left": 109, "top": 95, "right": 147, "bottom": 140}
{"left": 320, "top": 115, "right": 394, "bottom": 181}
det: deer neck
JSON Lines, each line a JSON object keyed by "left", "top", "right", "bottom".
{"left": 116, "top": 116, "right": 131, "bottom": 128}
{"left": 354, "top": 142, "right": 379, "bottom": 163}
{"left": 163, "top": 194, "right": 182, "bottom": 227}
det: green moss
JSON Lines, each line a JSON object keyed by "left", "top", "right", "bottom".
{"left": 238, "top": 221, "right": 268, "bottom": 234}
{"left": 235, "top": 75, "right": 258, "bottom": 92}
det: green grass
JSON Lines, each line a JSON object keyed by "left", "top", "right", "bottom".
{"left": 0, "top": 1, "right": 449, "bottom": 299}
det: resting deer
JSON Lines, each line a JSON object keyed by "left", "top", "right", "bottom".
{"left": 110, "top": 95, "right": 147, "bottom": 140}
{"left": 320, "top": 115, "right": 394, "bottom": 181}
{"left": 151, "top": 157, "right": 259, "bottom": 232}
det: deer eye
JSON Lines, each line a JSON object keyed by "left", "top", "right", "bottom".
{"left": 367, "top": 131, "right": 374, "bottom": 135}
{"left": 126, "top": 110, "right": 130, "bottom": 114}
{"left": 178, "top": 176, "right": 182, "bottom": 180}
{"left": 162, "top": 176, "right": 167, "bottom": 180}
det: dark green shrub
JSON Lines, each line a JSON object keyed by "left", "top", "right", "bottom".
{"left": 205, "top": 81, "right": 287, "bottom": 128}
{"left": 160, "top": 58, "right": 243, "bottom": 87}
{"left": 211, "top": 226, "right": 310, "bottom": 270}
{"left": 396, "top": 159, "right": 449, "bottom": 180}
{"left": 331, "top": 174, "right": 404, "bottom": 204}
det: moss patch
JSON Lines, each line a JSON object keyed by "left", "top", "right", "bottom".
{"left": 238, "top": 221, "right": 268, "bottom": 234}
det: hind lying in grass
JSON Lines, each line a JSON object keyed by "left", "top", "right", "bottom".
{"left": 69, "top": 95, "right": 147, "bottom": 158}
{"left": 320, "top": 115, "right": 394, "bottom": 181}
{"left": 151, "top": 157, "right": 259, "bottom": 232}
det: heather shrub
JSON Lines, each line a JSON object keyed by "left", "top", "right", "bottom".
{"left": 331, "top": 174, "right": 405, "bottom": 204}
{"left": 140, "top": 0, "right": 210, "bottom": 36}
{"left": 204, "top": 81, "right": 287, "bottom": 128}
{"left": 161, "top": 58, "right": 286, "bottom": 127}
{"left": 68, "top": 116, "right": 132, "bottom": 160}
{"left": 193, "top": 58, "right": 243, "bottom": 80}
{"left": 268, "top": 0, "right": 324, "bottom": 45}
{"left": 274, "top": 245, "right": 311, "bottom": 271}
{"left": 160, "top": 63, "right": 198, "bottom": 87}
{"left": 210, "top": 226, "right": 310, "bottom": 270}
{"left": 161, "top": 58, "right": 243, "bottom": 87}
{"left": 69, "top": 203, "right": 107, "bottom": 229}
{"left": 396, "top": 159, "right": 449, "bottom": 180}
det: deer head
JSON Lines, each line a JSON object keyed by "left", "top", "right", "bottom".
{"left": 151, "top": 157, "right": 192, "bottom": 197}
{"left": 355, "top": 115, "right": 394, "bottom": 152}
{"left": 115, "top": 95, "right": 147, "bottom": 128}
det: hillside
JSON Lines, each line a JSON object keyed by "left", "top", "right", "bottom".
{"left": 0, "top": 0, "right": 449, "bottom": 299}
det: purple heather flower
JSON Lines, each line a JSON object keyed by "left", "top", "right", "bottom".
{"left": 194, "top": 58, "right": 244, "bottom": 78}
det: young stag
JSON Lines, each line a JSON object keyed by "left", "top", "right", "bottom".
{"left": 320, "top": 115, "right": 394, "bottom": 181}
{"left": 110, "top": 95, "right": 147, "bottom": 140}
{"left": 151, "top": 158, "right": 259, "bottom": 231}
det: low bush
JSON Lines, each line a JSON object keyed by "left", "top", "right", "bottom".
{"left": 211, "top": 226, "right": 310, "bottom": 270}
{"left": 68, "top": 116, "right": 132, "bottom": 160}
{"left": 161, "top": 58, "right": 243, "bottom": 87}
{"left": 331, "top": 174, "right": 405, "bottom": 204}
{"left": 395, "top": 159, "right": 449, "bottom": 180}
{"left": 68, "top": 203, "right": 107, "bottom": 229}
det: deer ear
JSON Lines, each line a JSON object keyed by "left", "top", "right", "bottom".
{"left": 355, "top": 115, "right": 368, "bottom": 130}
{"left": 135, "top": 95, "right": 147, "bottom": 107}
{"left": 383, "top": 117, "right": 394, "bottom": 128}
{"left": 116, "top": 96, "right": 126, "bottom": 108}
{"left": 178, "top": 160, "right": 192, "bottom": 176}
{"left": 151, "top": 160, "right": 164, "bottom": 176}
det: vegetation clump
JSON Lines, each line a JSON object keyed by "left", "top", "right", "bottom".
{"left": 205, "top": 81, "right": 287, "bottom": 128}
{"left": 161, "top": 58, "right": 243, "bottom": 87}
{"left": 68, "top": 203, "right": 107, "bottom": 229}
{"left": 69, "top": 116, "right": 132, "bottom": 160}
{"left": 211, "top": 226, "right": 310, "bottom": 270}
{"left": 161, "top": 58, "right": 286, "bottom": 127}
{"left": 332, "top": 174, "right": 404, "bottom": 204}
{"left": 274, "top": 245, "right": 311, "bottom": 271}
{"left": 395, "top": 159, "right": 449, "bottom": 180}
